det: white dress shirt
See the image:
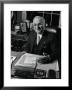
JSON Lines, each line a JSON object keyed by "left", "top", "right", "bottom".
{"left": 37, "top": 34, "right": 42, "bottom": 45}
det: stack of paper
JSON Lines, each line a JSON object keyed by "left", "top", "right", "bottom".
{"left": 14, "top": 53, "right": 46, "bottom": 68}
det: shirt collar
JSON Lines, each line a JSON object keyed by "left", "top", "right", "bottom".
{"left": 37, "top": 34, "right": 42, "bottom": 39}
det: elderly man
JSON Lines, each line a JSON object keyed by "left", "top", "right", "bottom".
{"left": 22, "top": 16, "right": 57, "bottom": 62}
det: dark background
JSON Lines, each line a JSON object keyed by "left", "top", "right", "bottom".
{"left": 11, "top": 11, "right": 60, "bottom": 28}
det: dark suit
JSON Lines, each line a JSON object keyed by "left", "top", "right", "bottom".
{"left": 23, "top": 30, "right": 58, "bottom": 61}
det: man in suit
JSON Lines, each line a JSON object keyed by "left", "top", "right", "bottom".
{"left": 22, "top": 16, "right": 58, "bottom": 62}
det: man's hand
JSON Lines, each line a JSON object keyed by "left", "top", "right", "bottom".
{"left": 38, "top": 55, "right": 51, "bottom": 64}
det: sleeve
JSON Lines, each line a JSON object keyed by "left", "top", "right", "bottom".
{"left": 21, "top": 34, "right": 31, "bottom": 53}
{"left": 50, "top": 34, "right": 58, "bottom": 61}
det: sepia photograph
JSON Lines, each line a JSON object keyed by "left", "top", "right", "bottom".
{"left": 4, "top": 4, "right": 69, "bottom": 87}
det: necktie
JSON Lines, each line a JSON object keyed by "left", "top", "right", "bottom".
{"left": 37, "top": 35, "right": 40, "bottom": 45}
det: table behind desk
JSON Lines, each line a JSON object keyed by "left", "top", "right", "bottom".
{"left": 11, "top": 51, "right": 60, "bottom": 79}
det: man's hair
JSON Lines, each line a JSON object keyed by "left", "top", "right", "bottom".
{"left": 33, "top": 16, "right": 45, "bottom": 24}
{"left": 32, "top": 16, "right": 45, "bottom": 30}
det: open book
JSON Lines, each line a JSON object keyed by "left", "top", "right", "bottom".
{"left": 14, "top": 53, "right": 46, "bottom": 68}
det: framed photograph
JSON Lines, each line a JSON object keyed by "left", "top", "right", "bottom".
{"left": 0, "top": 0, "right": 70, "bottom": 89}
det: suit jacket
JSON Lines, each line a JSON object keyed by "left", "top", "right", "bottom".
{"left": 22, "top": 30, "right": 58, "bottom": 60}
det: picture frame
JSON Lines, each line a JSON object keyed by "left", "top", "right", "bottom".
{"left": 0, "top": 0, "right": 70, "bottom": 89}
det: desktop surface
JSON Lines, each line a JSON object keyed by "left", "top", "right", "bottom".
{"left": 11, "top": 51, "right": 59, "bottom": 79}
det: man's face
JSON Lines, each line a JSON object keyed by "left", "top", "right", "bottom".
{"left": 33, "top": 17, "right": 45, "bottom": 34}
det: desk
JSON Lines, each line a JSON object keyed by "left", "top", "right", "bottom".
{"left": 11, "top": 51, "right": 60, "bottom": 79}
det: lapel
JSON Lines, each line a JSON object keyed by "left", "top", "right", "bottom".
{"left": 37, "top": 30, "right": 49, "bottom": 49}
{"left": 30, "top": 30, "right": 48, "bottom": 51}
{"left": 30, "top": 31, "right": 37, "bottom": 51}
{"left": 38, "top": 35, "right": 46, "bottom": 48}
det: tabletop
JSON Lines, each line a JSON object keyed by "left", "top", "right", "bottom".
{"left": 11, "top": 51, "right": 59, "bottom": 79}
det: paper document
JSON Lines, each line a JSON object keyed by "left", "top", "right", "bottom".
{"left": 24, "top": 57, "right": 36, "bottom": 64}
{"left": 15, "top": 53, "right": 46, "bottom": 68}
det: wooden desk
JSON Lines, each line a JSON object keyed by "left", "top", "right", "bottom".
{"left": 11, "top": 51, "right": 60, "bottom": 79}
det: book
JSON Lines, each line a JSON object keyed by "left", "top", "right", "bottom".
{"left": 14, "top": 53, "right": 46, "bottom": 69}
